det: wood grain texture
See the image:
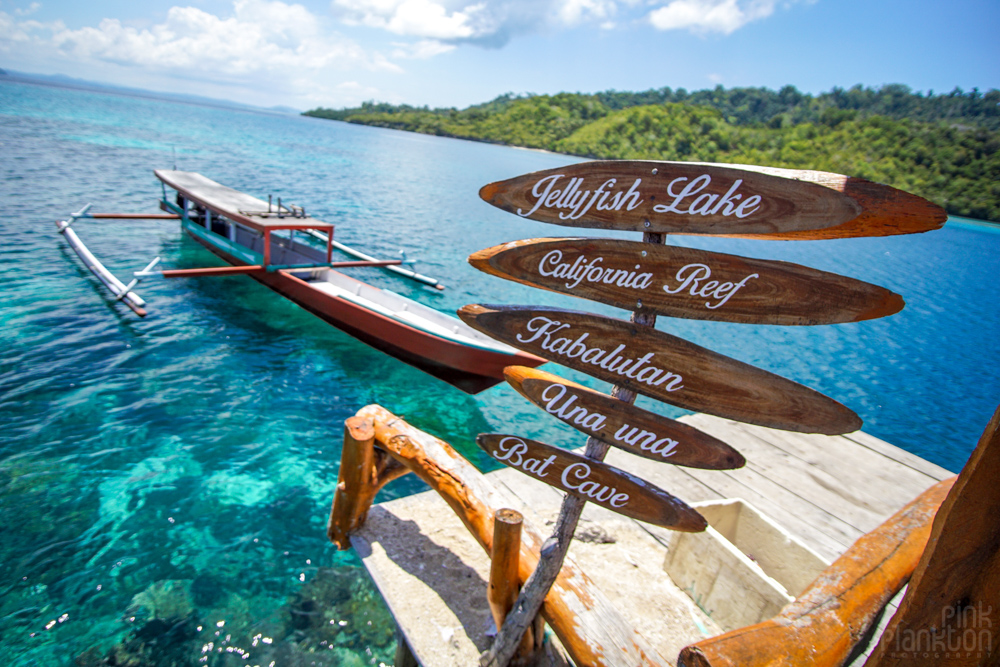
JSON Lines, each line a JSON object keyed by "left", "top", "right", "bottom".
{"left": 459, "top": 304, "right": 861, "bottom": 434}
{"left": 327, "top": 417, "right": 377, "bottom": 550}
{"left": 470, "top": 237, "right": 904, "bottom": 325}
{"left": 328, "top": 416, "right": 411, "bottom": 550}
{"left": 488, "top": 509, "right": 539, "bottom": 664}
{"left": 864, "top": 405, "right": 1000, "bottom": 667}
{"left": 676, "top": 476, "right": 956, "bottom": 667}
{"left": 477, "top": 433, "right": 707, "bottom": 531}
{"left": 479, "top": 161, "right": 945, "bottom": 239}
{"left": 505, "top": 366, "right": 745, "bottom": 469}
{"left": 355, "top": 404, "right": 669, "bottom": 667}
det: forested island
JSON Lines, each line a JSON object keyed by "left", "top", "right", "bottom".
{"left": 305, "top": 84, "right": 1000, "bottom": 222}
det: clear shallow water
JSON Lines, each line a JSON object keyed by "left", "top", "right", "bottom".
{"left": 2, "top": 78, "right": 999, "bottom": 665}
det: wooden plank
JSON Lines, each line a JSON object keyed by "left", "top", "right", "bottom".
{"left": 505, "top": 366, "right": 745, "bottom": 470}
{"left": 677, "top": 462, "right": 861, "bottom": 561}
{"left": 600, "top": 444, "right": 850, "bottom": 562}
{"left": 459, "top": 304, "right": 861, "bottom": 434}
{"left": 677, "top": 477, "right": 955, "bottom": 667}
{"left": 842, "top": 430, "right": 954, "bottom": 479}
{"left": 477, "top": 434, "right": 707, "bottom": 531}
{"left": 155, "top": 169, "right": 335, "bottom": 232}
{"left": 470, "top": 237, "right": 903, "bottom": 325}
{"left": 691, "top": 417, "right": 944, "bottom": 515}
{"left": 865, "top": 406, "right": 1000, "bottom": 667}
{"left": 479, "top": 161, "right": 945, "bottom": 239}
{"left": 675, "top": 417, "right": 900, "bottom": 534}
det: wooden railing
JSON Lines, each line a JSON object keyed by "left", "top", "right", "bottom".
{"left": 326, "top": 404, "right": 1000, "bottom": 667}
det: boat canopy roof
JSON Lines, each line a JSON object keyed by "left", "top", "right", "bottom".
{"left": 155, "top": 169, "right": 335, "bottom": 233}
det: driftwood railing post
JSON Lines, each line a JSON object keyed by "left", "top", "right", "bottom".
{"left": 328, "top": 416, "right": 377, "bottom": 549}
{"left": 488, "top": 509, "right": 540, "bottom": 665}
{"left": 482, "top": 231, "right": 664, "bottom": 667}
{"left": 328, "top": 415, "right": 411, "bottom": 549}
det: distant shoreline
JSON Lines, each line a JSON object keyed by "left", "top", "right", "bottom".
{"left": 1, "top": 70, "right": 301, "bottom": 118}
{"left": 304, "top": 86, "right": 1000, "bottom": 224}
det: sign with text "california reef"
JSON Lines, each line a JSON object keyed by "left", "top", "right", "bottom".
{"left": 459, "top": 304, "right": 861, "bottom": 434}
{"left": 470, "top": 237, "right": 904, "bottom": 325}
{"left": 479, "top": 161, "right": 947, "bottom": 240}
{"left": 477, "top": 433, "right": 707, "bottom": 531}
{"left": 505, "top": 366, "right": 745, "bottom": 470}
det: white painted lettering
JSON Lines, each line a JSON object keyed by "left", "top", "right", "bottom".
{"left": 662, "top": 263, "right": 758, "bottom": 310}
{"left": 494, "top": 437, "right": 527, "bottom": 466}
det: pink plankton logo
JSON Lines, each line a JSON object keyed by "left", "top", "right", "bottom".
{"left": 886, "top": 601, "right": 993, "bottom": 660}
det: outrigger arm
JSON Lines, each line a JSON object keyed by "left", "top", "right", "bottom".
{"left": 56, "top": 206, "right": 158, "bottom": 317}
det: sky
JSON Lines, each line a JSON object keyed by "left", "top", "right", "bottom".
{"left": 1, "top": 0, "right": 998, "bottom": 111}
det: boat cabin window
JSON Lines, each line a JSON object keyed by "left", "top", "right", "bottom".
{"left": 210, "top": 213, "right": 228, "bottom": 237}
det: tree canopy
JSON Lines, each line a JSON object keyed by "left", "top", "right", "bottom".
{"left": 304, "top": 84, "right": 1000, "bottom": 222}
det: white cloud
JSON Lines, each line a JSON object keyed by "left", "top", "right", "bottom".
{"left": 392, "top": 38, "right": 457, "bottom": 59}
{"left": 331, "top": 0, "right": 633, "bottom": 47}
{"left": 334, "top": 0, "right": 473, "bottom": 38}
{"left": 647, "top": 0, "right": 778, "bottom": 35}
{"left": 14, "top": 2, "right": 41, "bottom": 17}
{"left": 46, "top": 0, "right": 393, "bottom": 75}
{"left": 556, "top": 0, "right": 617, "bottom": 26}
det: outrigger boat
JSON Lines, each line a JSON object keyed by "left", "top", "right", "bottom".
{"left": 56, "top": 170, "right": 544, "bottom": 393}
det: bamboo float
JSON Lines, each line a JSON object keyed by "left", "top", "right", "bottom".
{"left": 328, "top": 404, "right": 668, "bottom": 667}
{"left": 55, "top": 217, "right": 149, "bottom": 316}
{"left": 676, "top": 475, "right": 956, "bottom": 667}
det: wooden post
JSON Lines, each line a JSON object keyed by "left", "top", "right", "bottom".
{"left": 482, "top": 232, "right": 664, "bottom": 667}
{"left": 864, "top": 405, "right": 1000, "bottom": 667}
{"left": 328, "top": 416, "right": 378, "bottom": 549}
{"left": 360, "top": 404, "right": 665, "bottom": 665}
{"left": 489, "top": 509, "right": 539, "bottom": 665}
{"left": 328, "top": 415, "right": 412, "bottom": 550}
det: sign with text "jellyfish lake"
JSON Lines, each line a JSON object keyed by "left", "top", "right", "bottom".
{"left": 479, "top": 161, "right": 947, "bottom": 239}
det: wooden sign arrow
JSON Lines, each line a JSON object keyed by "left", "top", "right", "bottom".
{"left": 469, "top": 237, "right": 904, "bottom": 325}
{"left": 479, "top": 161, "right": 946, "bottom": 240}
{"left": 504, "top": 366, "right": 745, "bottom": 470}
{"left": 477, "top": 433, "right": 707, "bottom": 531}
{"left": 459, "top": 304, "right": 862, "bottom": 435}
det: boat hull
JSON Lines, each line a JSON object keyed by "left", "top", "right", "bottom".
{"left": 184, "top": 227, "right": 539, "bottom": 393}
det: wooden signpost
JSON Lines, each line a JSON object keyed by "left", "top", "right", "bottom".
{"left": 477, "top": 434, "right": 707, "bottom": 531}
{"left": 504, "top": 366, "right": 745, "bottom": 469}
{"left": 460, "top": 304, "right": 861, "bottom": 434}
{"left": 479, "top": 160, "right": 946, "bottom": 240}
{"left": 470, "top": 237, "right": 905, "bottom": 325}
{"left": 466, "top": 159, "right": 947, "bottom": 667}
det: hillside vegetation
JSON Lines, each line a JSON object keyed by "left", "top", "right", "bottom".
{"left": 304, "top": 85, "right": 1000, "bottom": 222}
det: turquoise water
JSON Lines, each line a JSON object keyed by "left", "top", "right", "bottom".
{"left": 2, "top": 78, "right": 999, "bottom": 665}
